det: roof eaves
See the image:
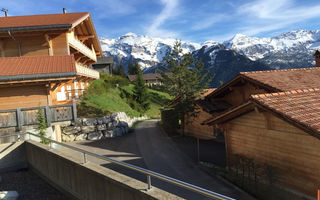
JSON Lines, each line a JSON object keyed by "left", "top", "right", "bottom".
{"left": 0, "top": 72, "right": 77, "bottom": 82}
{"left": 70, "top": 12, "right": 90, "bottom": 28}
{"left": 204, "top": 101, "right": 253, "bottom": 125}
{"left": 250, "top": 94, "right": 320, "bottom": 140}
{"left": 0, "top": 24, "right": 72, "bottom": 32}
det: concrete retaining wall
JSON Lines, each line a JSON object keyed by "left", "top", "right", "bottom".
{"left": 25, "top": 141, "right": 181, "bottom": 200}
{"left": 0, "top": 142, "right": 27, "bottom": 172}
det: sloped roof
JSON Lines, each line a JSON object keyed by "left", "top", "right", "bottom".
{"left": 251, "top": 88, "right": 320, "bottom": 134}
{"left": 0, "top": 12, "right": 89, "bottom": 31}
{"left": 206, "top": 88, "right": 320, "bottom": 139}
{"left": 241, "top": 68, "right": 320, "bottom": 91}
{"left": 0, "top": 55, "right": 77, "bottom": 81}
{"left": 208, "top": 67, "right": 320, "bottom": 98}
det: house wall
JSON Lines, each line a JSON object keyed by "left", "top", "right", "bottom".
{"left": 224, "top": 111, "right": 320, "bottom": 198}
{"left": 0, "top": 85, "right": 48, "bottom": 110}
{"left": 185, "top": 106, "right": 215, "bottom": 139}
{"left": 216, "top": 82, "right": 267, "bottom": 106}
{"left": 51, "top": 79, "right": 89, "bottom": 105}
{"left": 52, "top": 33, "right": 69, "bottom": 55}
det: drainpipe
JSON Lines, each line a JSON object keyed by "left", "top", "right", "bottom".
{"left": 8, "top": 30, "right": 21, "bottom": 56}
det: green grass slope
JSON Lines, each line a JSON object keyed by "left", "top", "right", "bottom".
{"left": 78, "top": 75, "right": 172, "bottom": 118}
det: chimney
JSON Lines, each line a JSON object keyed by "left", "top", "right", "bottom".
{"left": 314, "top": 50, "right": 320, "bottom": 67}
{"left": 63, "top": 8, "right": 67, "bottom": 14}
{"left": 1, "top": 8, "right": 8, "bottom": 17}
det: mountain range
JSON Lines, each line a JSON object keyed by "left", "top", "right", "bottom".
{"left": 100, "top": 30, "right": 320, "bottom": 87}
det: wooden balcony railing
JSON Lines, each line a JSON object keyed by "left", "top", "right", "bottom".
{"left": 76, "top": 62, "right": 100, "bottom": 79}
{"left": 68, "top": 33, "right": 97, "bottom": 62}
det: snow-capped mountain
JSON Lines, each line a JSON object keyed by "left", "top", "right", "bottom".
{"left": 100, "top": 32, "right": 201, "bottom": 71}
{"left": 100, "top": 30, "right": 320, "bottom": 87}
{"left": 224, "top": 30, "right": 320, "bottom": 68}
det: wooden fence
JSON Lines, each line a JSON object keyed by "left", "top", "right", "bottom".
{"left": 0, "top": 102, "right": 77, "bottom": 130}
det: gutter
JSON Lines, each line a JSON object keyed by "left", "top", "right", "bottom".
{"left": 0, "top": 72, "right": 77, "bottom": 82}
{"left": 0, "top": 24, "right": 72, "bottom": 32}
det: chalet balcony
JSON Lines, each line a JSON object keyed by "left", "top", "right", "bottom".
{"left": 68, "top": 33, "right": 97, "bottom": 62}
{"left": 75, "top": 62, "right": 100, "bottom": 79}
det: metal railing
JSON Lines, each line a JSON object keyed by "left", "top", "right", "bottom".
{"left": 0, "top": 132, "right": 235, "bottom": 200}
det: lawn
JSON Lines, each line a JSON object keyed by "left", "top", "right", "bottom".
{"left": 79, "top": 76, "right": 172, "bottom": 118}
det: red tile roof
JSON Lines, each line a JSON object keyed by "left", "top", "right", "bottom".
{"left": 241, "top": 67, "right": 320, "bottom": 91}
{"left": 0, "top": 12, "right": 89, "bottom": 30}
{"left": 0, "top": 55, "right": 76, "bottom": 78}
{"left": 206, "top": 88, "right": 320, "bottom": 138}
{"left": 251, "top": 88, "right": 320, "bottom": 135}
{"left": 200, "top": 88, "right": 216, "bottom": 98}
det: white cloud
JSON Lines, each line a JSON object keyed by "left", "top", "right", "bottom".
{"left": 191, "top": 14, "right": 227, "bottom": 31}
{"left": 237, "top": 0, "right": 320, "bottom": 36}
{"left": 147, "top": 0, "right": 180, "bottom": 38}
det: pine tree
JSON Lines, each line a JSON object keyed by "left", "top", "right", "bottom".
{"left": 134, "top": 62, "right": 140, "bottom": 75}
{"left": 133, "top": 64, "right": 150, "bottom": 113}
{"left": 128, "top": 61, "right": 135, "bottom": 75}
{"left": 159, "top": 41, "right": 212, "bottom": 135}
{"left": 36, "top": 107, "right": 49, "bottom": 144}
{"left": 119, "top": 64, "right": 126, "bottom": 77}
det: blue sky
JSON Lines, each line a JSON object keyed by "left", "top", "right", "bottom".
{"left": 2, "top": 0, "right": 320, "bottom": 43}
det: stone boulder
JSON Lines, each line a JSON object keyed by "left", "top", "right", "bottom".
{"left": 63, "top": 126, "right": 81, "bottom": 135}
{"left": 62, "top": 134, "right": 75, "bottom": 142}
{"left": 88, "top": 132, "right": 103, "bottom": 140}
{"left": 113, "top": 127, "right": 123, "bottom": 137}
{"left": 103, "top": 130, "right": 114, "bottom": 138}
{"left": 81, "top": 125, "right": 95, "bottom": 134}
{"left": 75, "top": 133, "right": 87, "bottom": 141}
{"left": 82, "top": 118, "right": 97, "bottom": 126}
{"left": 96, "top": 124, "right": 107, "bottom": 131}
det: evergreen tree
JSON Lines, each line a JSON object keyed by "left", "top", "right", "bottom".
{"left": 133, "top": 64, "right": 150, "bottom": 113}
{"left": 134, "top": 62, "right": 140, "bottom": 75}
{"left": 36, "top": 107, "right": 49, "bottom": 144}
{"left": 128, "top": 61, "right": 136, "bottom": 75}
{"left": 112, "top": 66, "right": 119, "bottom": 75}
{"left": 119, "top": 64, "right": 126, "bottom": 77}
{"left": 159, "top": 41, "right": 212, "bottom": 135}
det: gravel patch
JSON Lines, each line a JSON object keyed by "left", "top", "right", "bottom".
{"left": 0, "top": 169, "right": 72, "bottom": 200}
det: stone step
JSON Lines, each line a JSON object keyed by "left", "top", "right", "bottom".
{"left": 0, "top": 191, "right": 19, "bottom": 200}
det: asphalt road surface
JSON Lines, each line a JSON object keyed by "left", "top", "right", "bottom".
{"left": 63, "top": 120, "right": 254, "bottom": 200}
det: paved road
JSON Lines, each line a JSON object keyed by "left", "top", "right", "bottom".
{"left": 62, "top": 120, "right": 254, "bottom": 200}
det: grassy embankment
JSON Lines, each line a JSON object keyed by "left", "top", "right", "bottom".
{"left": 78, "top": 75, "right": 172, "bottom": 118}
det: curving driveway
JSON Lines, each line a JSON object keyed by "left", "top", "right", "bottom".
{"left": 63, "top": 120, "right": 254, "bottom": 200}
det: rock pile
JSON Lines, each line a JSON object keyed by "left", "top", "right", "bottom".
{"left": 61, "top": 112, "right": 147, "bottom": 142}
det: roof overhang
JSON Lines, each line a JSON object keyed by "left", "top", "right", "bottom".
{"left": 204, "top": 99, "right": 320, "bottom": 140}
{"left": 0, "top": 72, "right": 76, "bottom": 82}
{"left": 206, "top": 74, "right": 281, "bottom": 99}
{"left": 0, "top": 24, "right": 71, "bottom": 32}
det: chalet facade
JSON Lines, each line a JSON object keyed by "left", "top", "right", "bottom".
{"left": 128, "top": 73, "right": 163, "bottom": 86}
{"left": 205, "top": 89, "right": 320, "bottom": 198}
{"left": 0, "top": 12, "right": 102, "bottom": 109}
{"left": 184, "top": 67, "right": 320, "bottom": 139}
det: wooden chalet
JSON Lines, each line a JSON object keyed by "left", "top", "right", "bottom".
{"left": 0, "top": 12, "right": 103, "bottom": 109}
{"left": 205, "top": 89, "right": 320, "bottom": 198}
{"left": 183, "top": 67, "right": 320, "bottom": 139}
{"left": 183, "top": 89, "right": 219, "bottom": 139}
{"left": 128, "top": 73, "right": 163, "bottom": 86}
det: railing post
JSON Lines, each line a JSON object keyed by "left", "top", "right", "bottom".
{"left": 72, "top": 99, "right": 77, "bottom": 122}
{"left": 16, "top": 107, "right": 23, "bottom": 131}
{"left": 147, "top": 175, "right": 152, "bottom": 190}
{"left": 83, "top": 153, "right": 87, "bottom": 164}
{"left": 45, "top": 105, "right": 52, "bottom": 127}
